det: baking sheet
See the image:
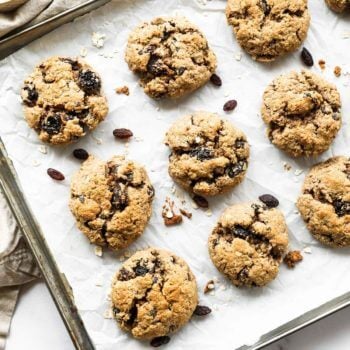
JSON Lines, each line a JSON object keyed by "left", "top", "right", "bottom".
{"left": 1, "top": 0, "right": 350, "bottom": 349}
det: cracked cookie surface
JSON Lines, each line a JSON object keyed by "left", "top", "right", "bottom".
{"left": 125, "top": 16, "right": 217, "bottom": 99}
{"left": 164, "top": 112, "right": 249, "bottom": 196}
{"left": 326, "top": 0, "right": 350, "bottom": 12}
{"left": 262, "top": 70, "right": 341, "bottom": 157}
{"left": 69, "top": 155, "right": 154, "bottom": 250}
{"left": 21, "top": 56, "right": 108, "bottom": 145}
{"left": 297, "top": 156, "right": 350, "bottom": 247}
{"left": 208, "top": 202, "right": 288, "bottom": 287}
{"left": 111, "top": 248, "right": 198, "bottom": 339}
{"left": 226, "top": 0, "right": 310, "bottom": 61}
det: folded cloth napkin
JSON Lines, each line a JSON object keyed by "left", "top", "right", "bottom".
{"left": 0, "top": 0, "right": 87, "bottom": 39}
{"left": 0, "top": 189, "right": 40, "bottom": 350}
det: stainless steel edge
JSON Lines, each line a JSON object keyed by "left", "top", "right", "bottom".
{"left": 0, "top": 0, "right": 111, "bottom": 59}
{"left": 0, "top": 138, "right": 95, "bottom": 350}
{"left": 238, "top": 291, "right": 350, "bottom": 349}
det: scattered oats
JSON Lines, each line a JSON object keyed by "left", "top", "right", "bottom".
{"left": 156, "top": 107, "right": 160, "bottom": 111}
{"left": 294, "top": 169, "right": 303, "bottom": 176}
{"left": 125, "top": 142, "right": 129, "bottom": 148}
{"left": 103, "top": 309, "right": 114, "bottom": 319}
{"left": 342, "top": 32, "right": 350, "bottom": 39}
{"left": 303, "top": 246, "right": 312, "bottom": 254}
{"left": 80, "top": 47, "right": 88, "bottom": 57}
{"left": 103, "top": 53, "right": 109, "bottom": 58}
{"left": 334, "top": 66, "right": 342, "bottom": 77}
{"left": 171, "top": 185, "right": 176, "bottom": 194}
{"left": 235, "top": 52, "right": 242, "bottom": 61}
{"left": 224, "top": 92, "right": 230, "bottom": 97}
{"left": 268, "top": 161, "right": 273, "bottom": 166}
{"left": 32, "top": 159, "right": 41, "bottom": 167}
{"left": 293, "top": 177, "right": 299, "bottom": 183}
{"left": 179, "top": 208, "right": 192, "bottom": 219}
{"left": 95, "top": 276, "right": 103, "bottom": 287}
{"left": 135, "top": 136, "right": 143, "bottom": 142}
{"left": 213, "top": 304, "right": 219, "bottom": 311}
{"left": 205, "top": 208, "right": 213, "bottom": 217}
{"left": 94, "top": 246, "right": 103, "bottom": 257}
{"left": 91, "top": 134, "right": 102, "bottom": 145}
{"left": 116, "top": 85, "right": 130, "bottom": 95}
{"left": 294, "top": 210, "right": 299, "bottom": 214}
{"left": 220, "top": 285, "right": 227, "bottom": 291}
{"left": 166, "top": 211, "right": 174, "bottom": 219}
{"left": 92, "top": 32, "right": 106, "bottom": 48}
{"left": 124, "top": 250, "right": 132, "bottom": 258}
{"left": 209, "top": 291, "right": 215, "bottom": 296}
{"left": 98, "top": 52, "right": 104, "bottom": 56}
{"left": 38, "top": 145, "right": 47, "bottom": 154}
{"left": 119, "top": 256, "right": 125, "bottom": 262}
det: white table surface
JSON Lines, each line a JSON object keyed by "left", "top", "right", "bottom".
{"left": 6, "top": 281, "right": 350, "bottom": 350}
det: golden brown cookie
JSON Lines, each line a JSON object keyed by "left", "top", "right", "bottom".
{"left": 111, "top": 248, "right": 198, "bottom": 339}
{"left": 326, "top": 0, "right": 350, "bottom": 12}
{"left": 208, "top": 202, "right": 289, "bottom": 287}
{"left": 125, "top": 16, "right": 217, "bottom": 99}
{"left": 262, "top": 70, "right": 342, "bottom": 157}
{"left": 164, "top": 112, "right": 250, "bottom": 196}
{"left": 297, "top": 156, "right": 350, "bottom": 247}
{"left": 226, "top": 0, "right": 310, "bottom": 62}
{"left": 69, "top": 155, "right": 154, "bottom": 250}
{"left": 21, "top": 56, "right": 108, "bottom": 145}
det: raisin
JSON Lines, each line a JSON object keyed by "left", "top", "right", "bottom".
{"left": 47, "top": 168, "right": 65, "bottom": 181}
{"left": 60, "top": 58, "right": 80, "bottom": 70}
{"left": 192, "top": 195, "right": 209, "bottom": 208}
{"left": 260, "top": 0, "right": 271, "bottom": 15}
{"left": 42, "top": 115, "right": 62, "bottom": 135}
{"left": 235, "top": 139, "right": 245, "bottom": 148}
{"left": 23, "top": 86, "right": 38, "bottom": 105}
{"left": 112, "top": 184, "right": 128, "bottom": 211}
{"left": 150, "top": 336, "right": 171, "bottom": 347}
{"left": 73, "top": 148, "right": 89, "bottom": 160}
{"left": 270, "top": 245, "right": 284, "bottom": 260}
{"left": 147, "top": 185, "right": 155, "bottom": 198}
{"left": 301, "top": 47, "right": 314, "bottom": 67}
{"left": 147, "top": 55, "right": 167, "bottom": 76}
{"left": 333, "top": 200, "right": 350, "bottom": 216}
{"left": 210, "top": 73, "right": 222, "bottom": 86}
{"left": 232, "top": 226, "right": 251, "bottom": 239}
{"left": 225, "top": 161, "right": 245, "bottom": 178}
{"left": 134, "top": 264, "right": 149, "bottom": 276}
{"left": 259, "top": 194, "right": 279, "bottom": 208}
{"left": 193, "top": 305, "right": 212, "bottom": 316}
{"left": 223, "top": 99, "right": 237, "bottom": 112}
{"left": 113, "top": 128, "right": 133, "bottom": 139}
{"left": 117, "top": 268, "right": 133, "bottom": 281}
{"left": 78, "top": 70, "right": 101, "bottom": 94}
{"left": 126, "top": 305, "right": 137, "bottom": 325}
{"left": 189, "top": 147, "right": 213, "bottom": 161}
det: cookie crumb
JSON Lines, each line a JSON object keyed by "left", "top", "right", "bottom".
{"left": 284, "top": 250, "right": 303, "bottom": 268}
{"left": 318, "top": 59, "right": 326, "bottom": 70}
{"left": 204, "top": 280, "right": 215, "bottom": 294}
{"left": 283, "top": 162, "right": 292, "bottom": 171}
{"left": 92, "top": 32, "right": 106, "bottom": 48}
{"left": 115, "top": 85, "right": 130, "bottom": 95}
{"left": 334, "top": 66, "right": 342, "bottom": 77}
{"left": 179, "top": 208, "right": 192, "bottom": 219}
{"left": 162, "top": 197, "right": 183, "bottom": 226}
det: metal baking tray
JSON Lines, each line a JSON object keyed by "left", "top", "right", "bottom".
{"left": 1, "top": 1, "right": 350, "bottom": 349}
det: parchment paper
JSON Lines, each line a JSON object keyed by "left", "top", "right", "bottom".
{"left": 1, "top": 0, "right": 350, "bottom": 349}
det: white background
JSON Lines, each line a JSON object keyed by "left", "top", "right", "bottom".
{"left": 2, "top": 0, "right": 350, "bottom": 349}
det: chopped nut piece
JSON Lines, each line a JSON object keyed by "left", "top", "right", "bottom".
{"left": 318, "top": 59, "right": 326, "bottom": 70}
{"left": 334, "top": 66, "right": 342, "bottom": 77}
{"left": 204, "top": 280, "right": 215, "bottom": 294}
{"left": 284, "top": 250, "right": 303, "bottom": 268}
{"left": 162, "top": 197, "right": 183, "bottom": 226}
{"left": 116, "top": 85, "right": 130, "bottom": 95}
{"left": 179, "top": 208, "right": 192, "bottom": 219}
